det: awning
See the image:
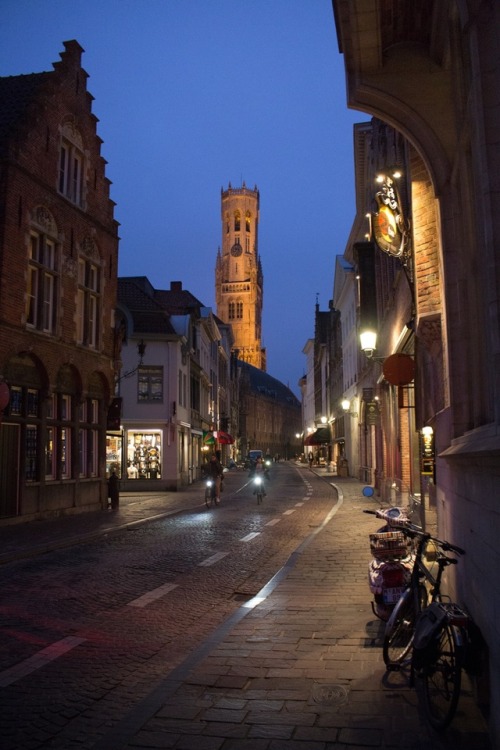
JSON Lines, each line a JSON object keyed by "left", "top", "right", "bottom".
{"left": 215, "top": 430, "right": 235, "bottom": 445}
{"left": 203, "top": 430, "right": 215, "bottom": 445}
{"left": 304, "top": 427, "right": 330, "bottom": 446}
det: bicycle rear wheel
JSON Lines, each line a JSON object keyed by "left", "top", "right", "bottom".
{"left": 422, "top": 622, "right": 463, "bottom": 731}
{"left": 383, "top": 583, "right": 427, "bottom": 667}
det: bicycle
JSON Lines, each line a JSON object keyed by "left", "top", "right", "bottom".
{"left": 205, "top": 478, "right": 220, "bottom": 508}
{"left": 378, "top": 515, "right": 470, "bottom": 730}
{"left": 252, "top": 474, "right": 265, "bottom": 504}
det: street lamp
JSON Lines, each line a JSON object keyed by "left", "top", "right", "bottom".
{"left": 342, "top": 399, "right": 358, "bottom": 418}
{"left": 360, "top": 329, "right": 377, "bottom": 358}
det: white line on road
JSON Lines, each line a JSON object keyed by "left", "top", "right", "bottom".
{"left": 283, "top": 509, "right": 296, "bottom": 515}
{"left": 127, "top": 583, "right": 179, "bottom": 608}
{"left": 295, "top": 502, "right": 304, "bottom": 507}
{"left": 240, "top": 532, "right": 260, "bottom": 542}
{"left": 0, "top": 636, "right": 86, "bottom": 687}
{"left": 198, "top": 551, "right": 229, "bottom": 567}
{"left": 265, "top": 518, "right": 280, "bottom": 526}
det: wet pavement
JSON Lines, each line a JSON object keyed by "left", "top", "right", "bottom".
{"left": 0, "top": 467, "right": 492, "bottom": 749}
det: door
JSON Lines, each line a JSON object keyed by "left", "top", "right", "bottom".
{"left": 0, "top": 423, "right": 20, "bottom": 517}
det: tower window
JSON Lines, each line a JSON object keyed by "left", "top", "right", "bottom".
{"left": 228, "top": 302, "right": 235, "bottom": 320}
{"left": 234, "top": 212, "right": 241, "bottom": 232}
{"left": 246, "top": 213, "right": 251, "bottom": 232}
{"left": 236, "top": 302, "right": 243, "bottom": 319}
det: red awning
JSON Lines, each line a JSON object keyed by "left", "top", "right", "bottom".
{"left": 216, "top": 431, "right": 235, "bottom": 444}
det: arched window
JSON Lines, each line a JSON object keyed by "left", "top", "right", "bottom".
{"left": 228, "top": 301, "right": 235, "bottom": 320}
{"left": 234, "top": 212, "right": 241, "bottom": 232}
{"left": 245, "top": 212, "right": 251, "bottom": 232}
{"left": 236, "top": 301, "right": 243, "bottom": 319}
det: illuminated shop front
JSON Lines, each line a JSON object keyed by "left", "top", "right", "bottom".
{"left": 106, "top": 429, "right": 163, "bottom": 480}
{"left": 126, "top": 430, "right": 162, "bottom": 479}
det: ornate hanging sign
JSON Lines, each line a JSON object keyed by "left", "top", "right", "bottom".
{"left": 372, "top": 175, "right": 408, "bottom": 258}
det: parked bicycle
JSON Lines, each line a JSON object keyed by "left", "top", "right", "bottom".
{"left": 372, "top": 511, "right": 472, "bottom": 731}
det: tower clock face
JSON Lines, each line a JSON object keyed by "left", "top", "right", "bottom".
{"left": 230, "top": 243, "right": 242, "bottom": 257}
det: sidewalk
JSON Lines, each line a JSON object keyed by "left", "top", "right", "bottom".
{"left": 0, "top": 488, "right": 205, "bottom": 565}
{"left": 0, "top": 472, "right": 491, "bottom": 748}
{"left": 92, "top": 474, "right": 489, "bottom": 750}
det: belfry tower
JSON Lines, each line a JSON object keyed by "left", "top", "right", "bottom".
{"left": 216, "top": 183, "right": 266, "bottom": 370}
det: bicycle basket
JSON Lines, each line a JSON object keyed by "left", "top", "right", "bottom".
{"left": 369, "top": 531, "right": 409, "bottom": 560}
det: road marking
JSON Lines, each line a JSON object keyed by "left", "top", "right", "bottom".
{"left": 198, "top": 551, "right": 229, "bottom": 567}
{"left": 0, "top": 636, "right": 86, "bottom": 687}
{"left": 295, "top": 502, "right": 304, "bottom": 507}
{"left": 240, "top": 532, "right": 260, "bottom": 542}
{"left": 266, "top": 518, "right": 280, "bottom": 526}
{"left": 127, "top": 583, "right": 178, "bottom": 608}
{"left": 283, "top": 509, "right": 296, "bottom": 516}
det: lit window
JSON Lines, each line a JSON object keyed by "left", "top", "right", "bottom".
{"left": 246, "top": 213, "right": 251, "bottom": 232}
{"left": 234, "top": 212, "right": 241, "bottom": 232}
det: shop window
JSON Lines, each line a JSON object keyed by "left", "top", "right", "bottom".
{"left": 138, "top": 366, "right": 163, "bottom": 402}
{"left": 26, "top": 232, "right": 58, "bottom": 334}
{"left": 45, "top": 426, "right": 55, "bottom": 479}
{"left": 127, "top": 431, "right": 161, "bottom": 479}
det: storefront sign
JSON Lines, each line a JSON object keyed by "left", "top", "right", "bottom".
{"left": 373, "top": 175, "right": 407, "bottom": 258}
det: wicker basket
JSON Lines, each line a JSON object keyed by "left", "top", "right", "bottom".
{"left": 370, "top": 531, "right": 409, "bottom": 560}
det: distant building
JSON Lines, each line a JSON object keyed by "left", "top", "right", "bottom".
{"left": 237, "top": 361, "right": 302, "bottom": 460}
{"left": 215, "top": 183, "right": 266, "bottom": 370}
{"left": 0, "top": 41, "right": 118, "bottom": 519}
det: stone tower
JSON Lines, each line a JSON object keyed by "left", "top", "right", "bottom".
{"left": 216, "top": 183, "right": 266, "bottom": 370}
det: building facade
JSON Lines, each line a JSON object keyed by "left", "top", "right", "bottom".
{"left": 333, "top": 1, "right": 500, "bottom": 740}
{"left": 215, "top": 183, "right": 266, "bottom": 370}
{"left": 114, "top": 278, "right": 234, "bottom": 490}
{"left": 0, "top": 41, "right": 118, "bottom": 519}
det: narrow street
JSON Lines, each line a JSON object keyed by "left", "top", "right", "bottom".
{"left": 0, "top": 463, "right": 337, "bottom": 750}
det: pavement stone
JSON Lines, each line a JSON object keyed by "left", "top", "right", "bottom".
{"left": 0, "top": 468, "right": 493, "bottom": 749}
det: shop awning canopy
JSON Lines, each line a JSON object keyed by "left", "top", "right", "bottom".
{"left": 304, "top": 427, "right": 331, "bottom": 446}
{"left": 215, "top": 430, "right": 235, "bottom": 444}
{"left": 203, "top": 430, "right": 215, "bottom": 445}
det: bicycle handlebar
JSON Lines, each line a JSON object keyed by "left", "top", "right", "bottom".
{"left": 363, "top": 509, "right": 466, "bottom": 556}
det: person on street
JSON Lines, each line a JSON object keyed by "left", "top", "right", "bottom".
{"left": 207, "top": 453, "right": 224, "bottom": 501}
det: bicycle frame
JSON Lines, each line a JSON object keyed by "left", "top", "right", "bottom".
{"left": 383, "top": 524, "right": 464, "bottom": 669}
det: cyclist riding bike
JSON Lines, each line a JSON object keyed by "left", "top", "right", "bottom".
{"left": 206, "top": 453, "right": 223, "bottom": 502}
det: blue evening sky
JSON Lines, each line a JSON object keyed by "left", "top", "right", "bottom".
{"left": 1, "top": 0, "right": 367, "bottom": 396}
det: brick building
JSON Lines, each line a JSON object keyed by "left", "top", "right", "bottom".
{"left": 333, "top": 1, "right": 500, "bottom": 742}
{"left": 0, "top": 41, "right": 119, "bottom": 519}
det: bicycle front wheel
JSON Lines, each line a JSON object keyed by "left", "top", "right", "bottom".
{"left": 383, "top": 587, "right": 418, "bottom": 666}
{"left": 422, "top": 622, "right": 463, "bottom": 731}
